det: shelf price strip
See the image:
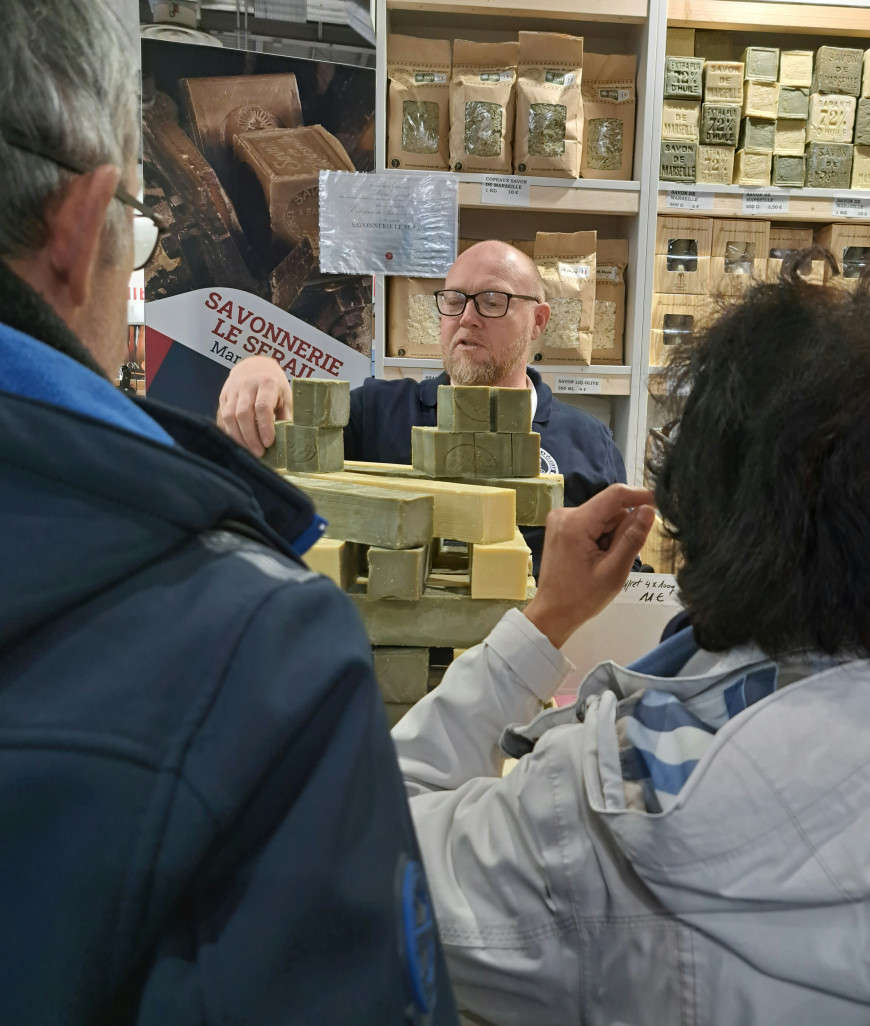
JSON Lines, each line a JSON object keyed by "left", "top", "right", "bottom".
{"left": 832, "top": 196, "right": 870, "bottom": 220}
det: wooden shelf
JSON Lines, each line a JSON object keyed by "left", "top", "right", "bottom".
{"left": 668, "top": 0, "right": 870, "bottom": 38}
{"left": 457, "top": 175, "right": 641, "bottom": 214}
{"left": 383, "top": 358, "right": 632, "bottom": 394}
{"left": 387, "top": 0, "right": 648, "bottom": 24}
{"left": 657, "top": 184, "right": 870, "bottom": 222}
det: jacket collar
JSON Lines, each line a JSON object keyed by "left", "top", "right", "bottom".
{"left": 419, "top": 365, "right": 553, "bottom": 424}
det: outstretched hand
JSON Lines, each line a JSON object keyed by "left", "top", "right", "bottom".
{"left": 216, "top": 356, "right": 292, "bottom": 457}
{"left": 523, "top": 485, "right": 656, "bottom": 649}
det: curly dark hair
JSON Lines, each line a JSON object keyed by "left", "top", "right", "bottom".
{"left": 651, "top": 248, "right": 870, "bottom": 657}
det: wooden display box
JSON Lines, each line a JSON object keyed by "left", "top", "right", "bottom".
{"left": 767, "top": 227, "right": 824, "bottom": 284}
{"left": 650, "top": 293, "right": 716, "bottom": 366}
{"left": 654, "top": 215, "right": 712, "bottom": 295}
{"left": 816, "top": 223, "right": 870, "bottom": 288}
{"left": 710, "top": 218, "right": 770, "bottom": 296}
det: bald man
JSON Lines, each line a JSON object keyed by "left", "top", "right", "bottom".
{"left": 218, "top": 241, "right": 627, "bottom": 572}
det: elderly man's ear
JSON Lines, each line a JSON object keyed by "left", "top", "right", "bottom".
{"left": 531, "top": 301, "right": 550, "bottom": 340}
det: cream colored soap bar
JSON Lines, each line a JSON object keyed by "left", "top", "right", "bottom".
{"left": 470, "top": 529, "right": 533, "bottom": 601}
{"left": 696, "top": 145, "right": 735, "bottom": 184}
{"left": 807, "top": 93, "right": 856, "bottom": 145}
{"left": 743, "top": 80, "right": 779, "bottom": 120}
{"left": 864, "top": 50, "right": 870, "bottom": 99}
{"left": 852, "top": 145, "right": 870, "bottom": 189}
{"left": 774, "top": 119, "right": 806, "bottom": 156}
{"left": 305, "top": 538, "right": 360, "bottom": 590}
{"left": 735, "top": 149, "right": 771, "bottom": 186}
{"left": 662, "top": 99, "right": 701, "bottom": 142}
{"left": 703, "top": 62, "right": 744, "bottom": 103}
{"left": 779, "top": 50, "right": 813, "bottom": 89}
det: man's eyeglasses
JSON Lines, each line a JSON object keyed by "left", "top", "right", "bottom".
{"left": 2, "top": 126, "right": 166, "bottom": 270}
{"left": 434, "top": 289, "right": 541, "bottom": 319}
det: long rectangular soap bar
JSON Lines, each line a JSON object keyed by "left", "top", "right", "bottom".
{"left": 285, "top": 476, "right": 434, "bottom": 548}
{"left": 772, "top": 155, "right": 805, "bottom": 187}
{"left": 662, "top": 100, "right": 701, "bottom": 142}
{"left": 739, "top": 117, "right": 775, "bottom": 153}
{"left": 373, "top": 647, "right": 430, "bottom": 703}
{"left": 660, "top": 141, "right": 697, "bottom": 182}
{"left": 804, "top": 142, "right": 853, "bottom": 188}
{"left": 807, "top": 93, "right": 856, "bottom": 144}
{"left": 735, "top": 149, "right": 771, "bottom": 186}
{"left": 742, "top": 80, "right": 779, "bottom": 120}
{"left": 664, "top": 57, "right": 705, "bottom": 99}
{"left": 742, "top": 47, "right": 779, "bottom": 82}
{"left": 470, "top": 529, "right": 532, "bottom": 600}
{"left": 264, "top": 422, "right": 344, "bottom": 473}
{"left": 490, "top": 387, "right": 533, "bottom": 433}
{"left": 304, "top": 537, "right": 361, "bottom": 590}
{"left": 813, "top": 47, "right": 862, "bottom": 97}
{"left": 291, "top": 378, "right": 351, "bottom": 428}
{"left": 700, "top": 103, "right": 740, "bottom": 146}
{"left": 778, "top": 87, "right": 809, "bottom": 121}
{"left": 436, "top": 385, "right": 491, "bottom": 431}
{"left": 774, "top": 119, "right": 806, "bottom": 156}
{"left": 854, "top": 98, "right": 870, "bottom": 146}
{"left": 367, "top": 545, "right": 429, "bottom": 601}
{"left": 703, "top": 62, "right": 744, "bottom": 103}
{"left": 696, "top": 145, "right": 735, "bottom": 184}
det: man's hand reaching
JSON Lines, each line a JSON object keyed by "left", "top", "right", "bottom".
{"left": 216, "top": 356, "right": 292, "bottom": 458}
{"left": 523, "top": 485, "right": 656, "bottom": 649}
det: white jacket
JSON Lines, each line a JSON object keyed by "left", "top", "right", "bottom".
{"left": 393, "top": 609, "right": 870, "bottom": 1025}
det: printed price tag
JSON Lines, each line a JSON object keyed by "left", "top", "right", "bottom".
{"left": 554, "top": 376, "right": 602, "bottom": 395}
{"left": 481, "top": 175, "right": 530, "bottom": 207}
{"left": 665, "top": 189, "right": 713, "bottom": 211}
{"left": 832, "top": 196, "right": 870, "bottom": 219}
{"left": 742, "top": 190, "right": 789, "bottom": 215}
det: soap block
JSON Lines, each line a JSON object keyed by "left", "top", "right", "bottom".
{"left": 490, "top": 387, "right": 532, "bottom": 433}
{"left": 305, "top": 538, "right": 361, "bottom": 591}
{"left": 470, "top": 530, "right": 533, "bottom": 601}
{"left": 804, "top": 142, "right": 853, "bottom": 188}
{"left": 739, "top": 117, "right": 775, "bottom": 153}
{"left": 772, "top": 155, "right": 805, "bottom": 187}
{"left": 778, "top": 87, "right": 809, "bottom": 121}
{"left": 774, "top": 119, "right": 806, "bottom": 156}
{"left": 854, "top": 99, "right": 870, "bottom": 146}
{"left": 779, "top": 50, "right": 814, "bottom": 89}
{"left": 265, "top": 422, "right": 344, "bottom": 473}
{"left": 412, "top": 426, "right": 476, "bottom": 478}
{"left": 660, "top": 141, "right": 697, "bottom": 182}
{"left": 695, "top": 30, "right": 732, "bottom": 62}
{"left": 864, "top": 50, "right": 870, "bottom": 99}
{"left": 813, "top": 47, "right": 862, "bottom": 97}
{"left": 666, "top": 27, "right": 695, "bottom": 57}
{"left": 852, "top": 145, "right": 870, "bottom": 189}
{"left": 290, "top": 378, "right": 350, "bottom": 428}
{"left": 661, "top": 99, "right": 701, "bottom": 142}
{"left": 703, "top": 61, "right": 744, "bottom": 103}
{"left": 735, "top": 149, "right": 771, "bottom": 186}
{"left": 473, "top": 432, "right": 513, "bottom": 478}
{"left": 511, "top": 432, "right": 541, "bottom": 477}
{"left": 700, "top": 103, "right": 740, "bottom": 146}
{"left": 436, "top": 385, "right": 491, "bottom": 432}
{"left": 367, "top": 545, "right": 429, "bottom": 601}
{"left": 373, "top": 647, "right": 430, "bottom": 704}
{"left": 697, "top": 145, "right": 735, "bottom": 184}
{"left": 807, "top": 93, "right": 856, "bottom": 144}
{"left": 742, "top": 47, "right": 779, "bottom": 83}
{"left": 664, "top": 56, "right": 705, "bottom": 100}
{"left": 742, "top": 80, "right": 779, "bottom": 120}
{"left": 485, "top": 474, "right": 561, "bottom": 525}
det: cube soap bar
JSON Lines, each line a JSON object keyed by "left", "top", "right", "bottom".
{"left": 739, "top": 117, "right": 775, "bottom": 153}
{"left": 779, "top": 50, "right": 814, "bottom": 89}
{"left": 511, "top": 432, "right": 541, "bottom": 477}
{"left": 700, "top": 103, "right": 740, "bottom": 146}
{"left": 772, "top": 155, "right": 805, "bottom": 187}
{"left": 291, "top": 378, "right": 350, "bottom": 428}
{"left": 855, "top": 99, "right": 870, "bottom": 146}
{"left": 735, "top": 149, "right": 771, "bottom": 186}
{"left": 807, "top": 93, "right": 856, "bottom": 144}
{"left": 778, "top": 87, "right": 809, "bottom": 121}
{"left": 666, "top": 27, "right": 695, "bottom": 57}
{"left": 774, "top": 119, "right": 806, "bottom": 156}
{"left": 490, "top": 388, "right": 532, "bottom": 433}
{"left": 265, "top": 422, "right": 344, "bottom": 473}
{"left": 367, "top": 545, "right": 429, "bottom": 601}
{"left": 813, "top": 47, "right": 863, "bottom": 97}
{"left": 697, "top": 145, "right": 735, "bottom": 184}
{"left": 742, "top": 47, "right": 779, "bottom": 82}
{"left": 743, "top": 80, "right": 779, "bottom": 120}
{"left": 660, "top": 141, "right": 697, "bottom": 182}
{"left": 704, "top": 62, "right": 744, "bottom": 103}
{"left": 804, "top": 142, "right": 854, "bottom": 188}
{"left": 473, "top": 431, "right": 513, "bottom": 478}
{"left": 305, "top": 538, "right": 360, "bottom": 590}
{"left": 695, "top": 30, "right": 732, "bottom": 62}
{"left": 864, "top": 50, "right": 870, "bottom": 99}
{"left": 373, "top": 646, "right": 429, "bottom": 703}
{"left": 852, "top": 145, "right": 870, "bottom": 189}
{"left": 470, "top": 530, "right": 533, "bottom": 601}
{"left": 436, "top": 385, "right": 491, "bottom": 432}
{"left": 664, "top": 56, "right": 705, "bottom": 99}
{"left": 662, "top": 99, "right": 701, "bottom": 142}
{"left": 412, "top": 427, "right": 476, "bottom": 477}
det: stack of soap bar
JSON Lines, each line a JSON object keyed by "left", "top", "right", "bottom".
{"left": 854, "top": 98, "right": 870, "bottom": 146}
{"left": 662, "top": 99, "right": 701, "bottom": 142}
{"left": 735, "top": 150, "right": 772, "bottom": 186}
{"left": 739, "top": 117, "right": 775, "bottom": 153}
{"left": 812, "top": 47, "right": 862, "bottom": 96}
{"left": 773, "top": 155, "right": 805, "bottom": 187}
{"left": 804, "top": 142, "right": 853, "bottom": 188}
{"left": 695, "top": 30, "right": 732, "bottom": 62}
{"left": 778, "top": 87, "right": 809, "bottom": 121}
{"left": 291, "top": 377, "right": 350, "bottom": 427}
{"left": 807, "top": 93, "right": 856, "bottom": 144}
{"left": 742, "top": 47, "right": 780, "bottom": 82}
{"left": 779, "top": 51, "right": 814, "bottom": 89}
{"left": 703, "top": 62, "right": 744, "bottom": 103}
{"left": 743, "top": 80, "right": 780, "bottom": 120}
{"left": 697, "top": 145, "right": 735, "bottom": 184}
{"left": 664, "top": 57, "right": 705, "bottom": 99}
{"left": 660, "top": 140, "right": 697, "bottom": 182}
{"left": 700, "top": 103, "right": 740, "bottom": 147}
{"left": 774, "top": 119, "right": 806, "bottom": 156}
{"left": 265, "top": 421, "right": 345, "bottom": 473}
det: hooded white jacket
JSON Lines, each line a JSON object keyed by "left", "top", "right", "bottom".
{"left": 393, "top": 609, "right": 870, "bottom": 1026}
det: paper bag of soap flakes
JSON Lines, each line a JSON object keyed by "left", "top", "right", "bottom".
{"left": 581, "top": 52, "right": 636, "bottom": 180}
{"left": 532, "top": 231, "right": 596, "bottom": 364}
{"left": 450, "top": 39, "right": 519, "bottom": 173}
{"left": 387, "top": 35, "right": 452, "bottom": 171}
{"left": 591, "top": 238, "right": 628, "bottom": 364}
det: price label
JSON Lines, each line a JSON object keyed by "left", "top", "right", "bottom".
{"left": 832, "top": 196, "right": 870, "bottom": 219}
{"left": 481, "top": 175, "right": 530, "bottom": 207}
{"left": 554, "top": 376, "right": 602, "bottom": 395}
{"left": 742, "top": 190, "right": 789, "bottom": 215}
{"left": 665, "top": 188, "right": 714, "bottom": 211}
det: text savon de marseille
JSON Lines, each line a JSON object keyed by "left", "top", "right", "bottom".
{"left": 205, "top": 291, "right": 345, "bottom": 379}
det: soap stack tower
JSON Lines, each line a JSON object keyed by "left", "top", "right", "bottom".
{"left": 265, "top": 378, "right": 563, "bottom": 726}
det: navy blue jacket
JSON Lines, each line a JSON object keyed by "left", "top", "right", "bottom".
{"left": 0, "top": 276, "right": 457, "bottom": 1026}
{"left": 344, "top": 369, "right": 627, "bottom": 573}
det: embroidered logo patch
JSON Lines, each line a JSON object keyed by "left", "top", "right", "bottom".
{"left": 540, "top": 446, "right": 559, "bottom": 474}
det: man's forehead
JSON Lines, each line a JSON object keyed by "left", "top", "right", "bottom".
{"left": 446, "top": 250, "right": 526, "bottom": 290}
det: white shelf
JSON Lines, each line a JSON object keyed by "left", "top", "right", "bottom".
{"left": 668, "top": 0, "right": 870, "bottom": 37}
{"left": 386, "top": 0, "right": 649, "bottom": 24}
{"left": 657, "top": 184, "right": 870, "bottom": 222}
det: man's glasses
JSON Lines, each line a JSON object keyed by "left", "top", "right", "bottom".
{"left": 434, "top": 289, "right": 541, "bottom": 319}
{"left": 2, "top": 126, "right": 166, "bottom": 270}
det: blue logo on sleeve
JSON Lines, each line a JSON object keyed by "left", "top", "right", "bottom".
{"left": 397, "top": 856, "right": 438, "bottom": 1021}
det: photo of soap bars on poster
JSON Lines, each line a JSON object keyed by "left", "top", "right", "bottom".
{"left": 661, "top": 31, "right": 870, "bottom": 189}
{"left": 141, "top": 39, "right": 375, "bottom": 383}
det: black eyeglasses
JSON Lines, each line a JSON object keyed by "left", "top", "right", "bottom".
{"left": 2, "top": 126, "right": 166, "bottom": 270}
{"left": 434, "top": 289, "right": 541, "bottom": 319}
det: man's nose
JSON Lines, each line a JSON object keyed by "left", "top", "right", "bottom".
{"left": 458, "top": 296, "right": 483, "bottom": 327}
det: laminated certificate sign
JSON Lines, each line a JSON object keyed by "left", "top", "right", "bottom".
{"left": 318, "top": 170, "right": 458, "bottom": 277}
